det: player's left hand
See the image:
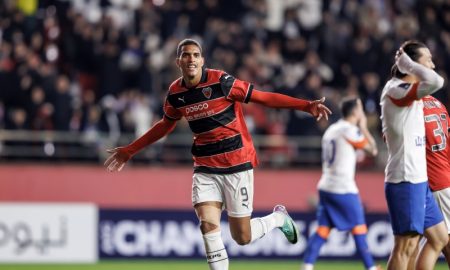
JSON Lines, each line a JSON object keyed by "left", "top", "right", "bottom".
{"left": 309, "top": 97, "right": 332, "bottom": 121}
{"left": 104, "top": 147, "right": 131, "bottom": 172}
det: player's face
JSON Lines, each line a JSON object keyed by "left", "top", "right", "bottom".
{"left": 176, "top": 44, "right": 204, "bottom": 80}
{"left": 416, "top": 48, "right": 435, "bottom": 69}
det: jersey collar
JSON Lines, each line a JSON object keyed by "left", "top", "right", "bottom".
{"left": 181, "top": 67, "right": 208, "bottom": 89}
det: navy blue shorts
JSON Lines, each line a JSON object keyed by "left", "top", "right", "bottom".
{"left": 385, "top": 181, "right": 443, "bottom": 235}
{"left": 317, "top": 190, "right": 366, "bottom": 230}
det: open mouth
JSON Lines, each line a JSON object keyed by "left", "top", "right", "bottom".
{"left": 187, "top": 64, "right": 197, "bottom": 71}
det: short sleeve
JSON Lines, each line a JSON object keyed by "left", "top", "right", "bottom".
{"left": 163, "top": 96, "right": 182, "bottom": 120}
{"left": 220, "top": 73, "right": 254, "bottom": 103}
{"left": 344, "top": 126, "right": 367, "bottom": 149}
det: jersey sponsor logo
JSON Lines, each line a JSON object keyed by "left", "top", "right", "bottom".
{"left": 185, "top": 103, "right": 209, "bottom": 114}
{"left": 202, "top": 87, "right": 212, "bottom": 99}
{"left": 398, "top": 83, "right": 411, "bottom": 90}
{"left": 415, "top": 135, "right": 426, "bottom": 147}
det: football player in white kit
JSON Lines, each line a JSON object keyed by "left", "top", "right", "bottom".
{"left": 380, "top": 40, "right": 448, "bottom": 270}
{"left": 302, "top": 97, "right": 379, "bottom": 270}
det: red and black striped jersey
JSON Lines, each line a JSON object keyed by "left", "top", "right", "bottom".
{"left": 163, "top": 68, "right": 258, "bottom": 174}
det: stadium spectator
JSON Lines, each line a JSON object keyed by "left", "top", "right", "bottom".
{"left": 301, "top": 97, "right": 378, "bottom": 270}
{"left": 380, "top": 40, "right": 447, "bottom": 270}
{"left": 104, "top": 38, "right": 331, "bottom": 270}
{"left": 0, "top": 0, "right": 450, "bottom": 165}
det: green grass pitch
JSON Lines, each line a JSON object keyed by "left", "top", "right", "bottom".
{"left": 0, "top": 260, "right": 448, "bottom": 270}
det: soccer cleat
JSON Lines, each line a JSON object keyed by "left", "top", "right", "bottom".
{"left": 273, "top": 204, "right": 300, "bottom": 244}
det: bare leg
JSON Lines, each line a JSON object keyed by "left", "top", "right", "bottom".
{"left": 195, "top": 202, "right": 229, "bottom": 270}
{"left": 442, "top": 239, "right": 450, "bottom": 268}
{"left": 387, "top": 234, "right": 420, "bottom": 270}
{"left": 228, "top": 216, "right": 252, "bottom": 245}
{"left": 406, "top": 237, "right": 421, "bottom": 270}
{"left": 416, "top": 221, "right": 448, "bottom": 270}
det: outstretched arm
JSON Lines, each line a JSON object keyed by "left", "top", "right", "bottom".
{"left": 104, "top": 116, "right": 177, "bottom": 172}
{"left": 249, "top": 89, "right": 332, "bottom": 121}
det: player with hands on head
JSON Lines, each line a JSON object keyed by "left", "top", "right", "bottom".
{"left": 380, "top": 40, "right": 447, "bottom": 270}
{"left": 104, "top": 38, "right": 331, "bottom": 270}
{"left": 301, "top": 97, "right": 379, "bottom": 270}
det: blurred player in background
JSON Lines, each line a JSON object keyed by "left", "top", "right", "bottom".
{"left": 421, "top": 95, "right": 450, "bottom": 267}
{"left": 104, "top": 38, "right": 331, "bottom": 270}
{"left": 301, "top": 97, "right": 378, "bottom": 270}
{"left": 380, "top": 40, "right": 447, "bottom": 270}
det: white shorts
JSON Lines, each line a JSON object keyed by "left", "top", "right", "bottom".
{"left": 433, "top": 187, "right": 450, "bottom": 234}
{"left": 192, "top": 169, "right": 254, "bottom": 217}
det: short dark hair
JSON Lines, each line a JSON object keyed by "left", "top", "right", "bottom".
{"left": 176, "top": 38, "right": 202, "bottom": 57}
{"left": 340, "top": 97, "right": 359, "bottom": 118}
{"left": 391, "top": 40, "right": 427, "bottom": 78}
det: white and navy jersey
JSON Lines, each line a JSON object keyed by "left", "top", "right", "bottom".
{"left": 318, "top": 120, "right": 368, "bottom": 194}
{"left": 380, "top": 78, "right": 427, "bottom": 184}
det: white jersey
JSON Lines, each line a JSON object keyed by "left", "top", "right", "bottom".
{"left": 318, "top": 120, "right": 367, "bottom": 194}
{"left": 380, "top": 78, "right": 427, "bottom": 184}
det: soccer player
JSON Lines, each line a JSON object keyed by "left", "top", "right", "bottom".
{"left": 380, "top": 40, "right": 448, "bottom": 270}
{"left": 104, "top": 38, "right": 332, "bottom": 270}
{"left": 301, "top": 97, "right": 379, "bottom": 270}
{"left": 423, "top": 94, "right": 450, "bottom": 267}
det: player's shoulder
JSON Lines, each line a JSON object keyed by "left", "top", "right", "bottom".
{"left": 385, "top": 78, "right": 413, "bottom": 92}
{"left": 207, "top": 68, "right": 225, "bottom": 76}
{"left": 168, "top": 77, "right": 186, "bottom": 94}
{"left": 325, "top": 120, "right": 353, "bottom": 136}
{"left": 422, "top": 95, "right": 438, "bottom": 102}
{"left": 423, "top": 96, "right": 447, "bottom": 112}
{"left": 204, "top": 68, "right": 226, "bottom": 84}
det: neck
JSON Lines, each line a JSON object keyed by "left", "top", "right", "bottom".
{"left": 183, "top": 70, "right": 203, "bottom": 88}
{"left": 344, "top": 116, "right": 358, "bottom": 125}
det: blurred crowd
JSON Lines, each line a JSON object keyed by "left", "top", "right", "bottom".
{"left": 1, "top": 0, "right": 450, "bottom": 152}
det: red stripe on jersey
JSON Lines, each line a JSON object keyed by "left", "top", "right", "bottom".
{"left": 227, "top": 79, "right": 253, "bottom": 103}
{"left": 423, "top": 95, "right": 450, "bottom": 191}
{"left": 168, "top": 77, "right": 186, "bottom": 94}
{"left": 346, "top": 138, "right": 368, "bottom": 149}
{"left": 164, "top": 99, "right": 183, "bottom": 120}
{"left": 194, "top": 120, "right": 240, "bottom": 144}
{"left": 388, "top": 82, "right": 419, "bottom": 107}
{"left": 197, "top": 69, "right": 223, "bottom": 88}
{"left": 184, "top": 98, "right": 231, "bottom": 121}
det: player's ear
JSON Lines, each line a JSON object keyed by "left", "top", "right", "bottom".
{"left": 200, "top": 56, "right": 205, "bottom": 67}
{"left": 176, "top": 57, "right": 181, "bottom": 68}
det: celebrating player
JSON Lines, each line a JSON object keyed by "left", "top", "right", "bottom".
{"left": 380, "top": 40, "right": 447, "bottom": 270}
{"left": 104, "top": 38, "right": 331, "bottom": 270}
{"left": 301, "top": 97, "right": 379, "bottom": 270}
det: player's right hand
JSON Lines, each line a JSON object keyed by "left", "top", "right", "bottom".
{"left": 308, "top": 97, "right": 332, "bottom": 121}
{"left": 104, "top": 147, "right": 131, "bottom": 172}
{"left": 395, "top": 48, "right": 413, "bottom": 74}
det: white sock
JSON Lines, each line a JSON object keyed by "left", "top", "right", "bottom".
{"left": 368, "top": 267, "right": 378, "bottom": 270}
{"left": 302, "top": 263, "right": 314, "bottom": 270}
{"left": 203, "top": 231, "right": 229, "bottom": 270}
{"left": 250, "top": 212, "right": 285, "bottom": 242}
